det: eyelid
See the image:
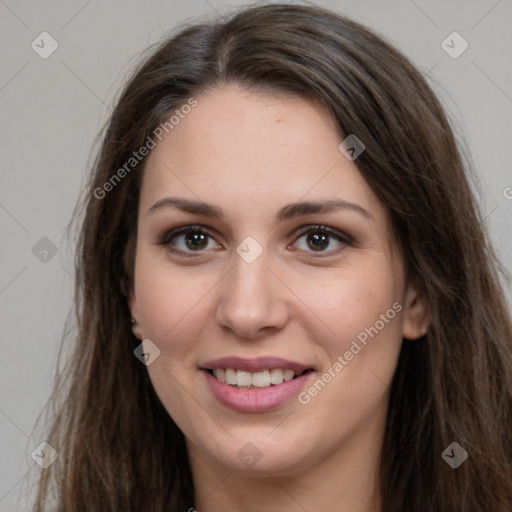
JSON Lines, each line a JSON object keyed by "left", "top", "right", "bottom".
{"left": 293, "top": 224, "right": 352, "bottom": 244}
{"left": 157, "top": 224, "right": 215, "bottom": 245}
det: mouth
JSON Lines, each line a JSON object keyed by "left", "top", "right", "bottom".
{"left": 200, "top": 356, "right": 316, "bottom": 412}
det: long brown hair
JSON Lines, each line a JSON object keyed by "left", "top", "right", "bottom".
{"left": 33, "top": 3, "right": 512, "bottom": 510}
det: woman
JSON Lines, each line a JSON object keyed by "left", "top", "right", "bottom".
{"left": 34, "top": 3, "right": 512, "bottom": 511}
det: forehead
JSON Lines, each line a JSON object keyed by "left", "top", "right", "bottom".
{"left": 140, "top": 85, "right": 387, "bottom": 228}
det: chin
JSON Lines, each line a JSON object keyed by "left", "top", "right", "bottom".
{"left": 202, "top": 429, "right": 319, "bottom": 476}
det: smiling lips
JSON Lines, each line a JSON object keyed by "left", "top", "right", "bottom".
{"left": 201, "top": 356, "right": 315, "bottom": 412}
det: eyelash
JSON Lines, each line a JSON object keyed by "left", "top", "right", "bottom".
{"left": 156, "top": 224, "right": 352, "bottom": 258}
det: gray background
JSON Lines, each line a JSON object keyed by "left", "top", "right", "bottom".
{"left": 1, "top": 0, "right": 511, "bottom": 509}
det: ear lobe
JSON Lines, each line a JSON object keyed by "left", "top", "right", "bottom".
{"left": 129, "top": 290, "right": 143, "bottom": 340}
{"left": 402, "top": 283, "right": 429, "bottom": 340}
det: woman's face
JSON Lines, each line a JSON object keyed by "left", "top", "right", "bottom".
{"left": 129, "top": 85, "right": 427, "bottom": 476}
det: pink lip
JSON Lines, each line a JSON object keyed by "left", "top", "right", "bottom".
{"left": 201, "top": 356, "right": 313, "bottom": 374}
{"left": 202, "top": 368, "right": 314, "bottom": 413}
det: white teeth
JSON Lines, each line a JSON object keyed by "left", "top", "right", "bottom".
{"left": 252, "top": 370, "right": 271, "bottom": 388}
{"left": 225, "top": 368, "right": 237, "bottom": 385}
{"left": 283, "top": 369, "right": 295, "bottom": 381}
{"left": 236, "top": 370, "right": 252, "bottom": 387}
{"left": 213, "top": 368, "right": 225, "bottom": 382}
{"left": 211, "top": 367, "right": 307, "bottom": 388}
{"left": 269, "top": 368, "right": 284, "bottom": 385}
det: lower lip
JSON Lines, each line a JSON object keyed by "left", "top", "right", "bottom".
{"left": 202, "top": 369, "right": 314, "bottom": 413}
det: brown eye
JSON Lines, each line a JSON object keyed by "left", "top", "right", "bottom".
{"left": 183, "top": 231, "right": 208, "bottom": 250}
{"left": 306, "top": 232, "right": 330, "bottom": 251}
{"left": 293, "top": 225, "right": 350, "bottom": 256}
{"left": 159, "top": 226, "right": 221, "bottom": 255}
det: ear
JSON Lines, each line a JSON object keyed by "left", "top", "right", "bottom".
{"left": 129, "top": 289, "right": 144, "bottom": 340}
{"left": 402, "top": 281, "right": 429, "bottom": 340}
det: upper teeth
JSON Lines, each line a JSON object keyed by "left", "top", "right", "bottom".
{"left": 212, "top": 368, "right": 301, "bottom": 387}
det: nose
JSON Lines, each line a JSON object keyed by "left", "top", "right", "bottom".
{"left": 215, "top": 249, "right": 289, "bottom": 340}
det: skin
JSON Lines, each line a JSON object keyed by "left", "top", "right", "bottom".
{"left": 129, "top": 85, "right": 429, "bottom": 512}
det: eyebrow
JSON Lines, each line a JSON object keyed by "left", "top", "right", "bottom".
{"left": 146, "top": 196, "right": 371, "bottom": 221}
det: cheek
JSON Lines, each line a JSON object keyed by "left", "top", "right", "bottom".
{"left": 293, "top": 269, "right": 403, "bottom": 438}
{"left": 134, "top": 253, "right": 218, "bottom": 359}
{"left": 290, "top": 262, "right": 402, "bottom": 358}
{"left": 292, "top": 262, "right": 404, "bottom": 422}
{"left": 133, "top": 256, "right": 215, "bottom": 428}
